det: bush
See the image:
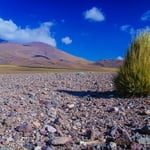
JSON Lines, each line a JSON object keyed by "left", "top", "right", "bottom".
{"left": 113, "top": 29, "right": 150, "bottom": 97}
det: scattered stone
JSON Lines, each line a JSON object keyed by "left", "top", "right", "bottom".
{"left": 39, "top": 99, "right": 49, "bottom": 105}
{"left": 108, "top": 142, "right": 117, "bottom": 150}
{"left": 137, "top": 135, "right": 150, "bottom": 145}
{"left": 107, "top": 107, "right": 119, "bottom": 112}
{"left": 139, "top": 123, "right": 150, "bottom": 135}
{"left": 45, "top": 125, "right": 57, "bottom": 133}
{"left": 50, "top": 100, "right": 59, "bottom": 107}
{"left": 67, "top": 103, "right": 75, "bottom": 109}
{"left": 34, "top": 146, "right": 42, "bottom": 150}
{"left": 33, "top": 121, "right": 41, "bottom": 128}
{"left": 108, "top": 126, "right": 131, "bottom": 147}
{"left": 14, "top": 107, "right": 24, "bottom": 113}
{"left": 130, "top": 142, "right": 144, "bottom": 150}
{"left": 144, "top": 110, "right": 150, "bottom": 115}
{"left": 15, "top": 124, "right": 33, "bottom": 133}
{"left": 0, "top": 72, "right": 148, "bottom": 149}
{"left": 80, "top": 140, "right": 105, "bottom": 146}
{"left": 24, "top": 142, "right": 34, "bottom": 150}
{"left": 28, "top": 93, "right": 35, "bottom": 99}
{"left": 47, "top": 108, "right": 57, "bottom": 119}
{"left": 51, "top": 137, "right": 72, "bottom": 145}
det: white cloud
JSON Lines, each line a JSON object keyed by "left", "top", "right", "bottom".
{"left": 84, "top": 7, "right": 105, "bottom": 22}
{"left": 0, "top": 18, "right": 56, "bottom": 47}
{"left": 120, "top": 24, "right": 135, "bottom": 35}
{"left": 141, "top": 10, "right": 150, "bottom": 21}
{"left": 116, "top": 56, "right": 124, "bottom": 60}
{"left": 61, "top": 36, "right": 72, "bottom": 45}
{"left": 120, "top": 25, "right": 131, "bottom": 31}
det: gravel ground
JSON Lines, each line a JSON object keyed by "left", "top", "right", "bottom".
{"left": 0, "top": 72, "right": 149, "bottom": 150}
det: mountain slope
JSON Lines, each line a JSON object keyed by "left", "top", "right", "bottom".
{"left": 94, "top": 59, "right": 123, "bottom": 68}
{"left": 0, "top": 42, "right": 93, "bottom": 68}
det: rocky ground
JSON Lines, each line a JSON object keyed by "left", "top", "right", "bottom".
{"left": 0, "top": 72, "right": 149, "bottom": 150}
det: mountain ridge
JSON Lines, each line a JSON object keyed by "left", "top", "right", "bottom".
{"left": 0, "top": 42, "right": 95, "bottom": 69}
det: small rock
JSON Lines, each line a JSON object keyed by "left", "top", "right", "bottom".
{"left": 108, "top": 107, "right": 119, "bottom": 112}
{"left": 137, "top": 135, "right": 150, "bottom": 145}
{"left": 107, "top": 126, "right": 131, "bottom": 147}
{"left": 24, "top": 142, "right": 34, "bottom": 150}
{"left": 139, "top": 123, "right": 150, "bottom": 135}
{"left": 34, "top": 146, "right": 42, "bottom": 150}
{"left": 76, "top": 72, "right": 84, "bottom": 75}
{"left": 39, "top": 99, "right": 49, "bottom": 105}
{"left": 28, "top": 93, "right": 35, "bottom": 99}
{"left": 67, "top": 103, "right": 75, "bottom": 109}
{"left": 14, "top": 107, "right": 24, "bottom": 113}
{"left": 51, "top": 136, "right": 72, "bottom": 145}
{"left": 3, "top": 118, "right": 15, "bottom": 127}
{"left": 108, "top": 142, "right": 117, "bottom": 150}
{"left": 45, "top": 125, "right": 57, "bottom": 133}
{"left": 50, "top": 100, "right": 59, "bottom": 107}
{"left": 144, "top": 110, "right": 150, "bottom": 115}
{"left": 130, "top": 142, "right": 144, "bottom": 150}
{"left": 6, "top": 137, "right": 13, "bottom": 142}
{"left": 47, "top": 108, "right": 57, "bottom": 119}
{"left": 33, "top": 121, "right": 41, "bottom": 128}
{"left": 15, "top": 124, "right": 33, "bottom": 133}
{"left": 40, "top": 129, "right": 48, "bottom": 136}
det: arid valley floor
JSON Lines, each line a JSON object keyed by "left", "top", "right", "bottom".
{"left": 0, "top": 72, "right": 149, "bottom": 150}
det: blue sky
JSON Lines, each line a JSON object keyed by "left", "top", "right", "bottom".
{"left": 0, "top": 0, "right": 150, "bottom": 61}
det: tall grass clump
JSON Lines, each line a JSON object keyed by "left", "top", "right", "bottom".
{"left": 114, "top": 29, "right": 150, "bottom": 97}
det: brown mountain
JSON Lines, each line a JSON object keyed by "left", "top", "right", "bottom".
{"left": 0, "top": 42, "right": 95, "bottom": 69}
{"left": 94, "top": 59, "right": 123, "bottom": 68}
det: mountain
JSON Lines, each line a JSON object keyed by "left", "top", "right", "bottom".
{"left": 94, "top": 59, "right": 123, "bottom": 68}
{"left": 0, "top": 42, "right": 95, "bottom": 69}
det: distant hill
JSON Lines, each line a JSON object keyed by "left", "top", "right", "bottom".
{"left": 94, "top": 59, "right": 123, "bottom": 68}
{"left": 0, "top": 42, "right": 96, "bottom": 69}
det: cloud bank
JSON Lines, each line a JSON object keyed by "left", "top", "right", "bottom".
{"left": 61, "top": 36, "right": 72, "bottom": 45}
{"left": 141, "top": 10, "right": 150, "bottom": 21}
{"left": 0, "top": 18, "right": 56, "bottom": 47}
{"left": 84, "top": 7, "right": 105, "bottom": 22}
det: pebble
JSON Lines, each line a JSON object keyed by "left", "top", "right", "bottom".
{"left": 15, "top": 124, "right": 33, "bottom": 133}
{"left": 34, "top": 146, "right": 42, "bottom": 150}
{"left": 144, "top": 110, "right": 150, "bottom": 115}
{"left": 44, "top": 125, "right": 57, "bottom": 133}
{"left": 107, "top": 107, "right": 119, "bottom": 112}
{"left": 67, "top": 103, "right": 75, "bottom": 109}
{"left": 51, "top": 137, "right": 72, "bottom": 145}
{"left": 137, "top": 135, "right": 150, "bottom": 145}
{"left": 33, "top": 121, "right": 41, "bottom": 128}
{"left": 24, "top": 142, "right": 34, "bottom": 150}
{"left": 139, "top": 123, "right": 150, "bottom": 135}
{"left": 50, "top": 100, "right": 59, "bottom": 107}
{"left": 108, "top": 142, "right": 117, "bottom": 149}
{"left": 130, "top": 142, "right": 144, "bottom": 150}
{"left": 108, "top": 126, "right": 131, "bottom": 147}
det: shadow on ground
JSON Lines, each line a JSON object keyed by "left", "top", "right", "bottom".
{"left": 57, "top": 90, "right": 117, "bottom": 99}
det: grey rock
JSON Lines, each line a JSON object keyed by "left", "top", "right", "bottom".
{"left": 24, "top": 142, "right": 34, "bottom": 150}
{"left": 137, "top": 135, "right": 150, "bottom": 145}
{"left": 45, "top": 125, "right": 57, "bottom": 133}
{"left": 51, "top": 136, "right": 72, "bottom": 145}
